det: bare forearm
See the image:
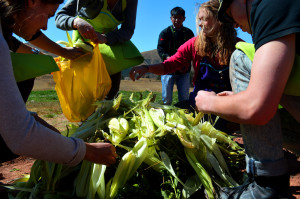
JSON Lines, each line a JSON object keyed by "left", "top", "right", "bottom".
{"left": 148, "top": 63, "right": 165, "bottom": 75}
{"left": 16, "top": 43, "right": 42, "bottom": 54}
{"left": 197, "top": 91, "right": 265, "bottom": 124}
{"left": 29, "top": 33, "right": 84, "bottom": 59}
{"left": 130, "top": 63, "right": 165, "bottom": 81}
{"left": 29, "top": 33, "right": 64, "bottom": 56}
{"left": 196, "top": 83, "right": 283, "bottom": 125}
{"left": 197, "top": 35, "right": 296, "bottom": 125}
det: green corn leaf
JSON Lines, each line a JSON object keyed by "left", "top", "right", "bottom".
{"left": 206, "top": 151, "right": 238, "bottom": 187}
{"left": 200, "top": 135, "right": 231, "bottom": 176}
{"left": 160, "top": 152, "right": 189, "bottom": 188}
{"left": 66, "top": 31, "right": 73, "bottom": 47}
{"left": 75, "top": 160, "right": 92, "bottom": 198}
{"left": 185, "top": 148, "right": 215, "bottom": 199}
{"left": 182, "top": 175, "right": 203, "bottom": 199}
{"left": 74, "top": 41, "right": 93, "bottom": 53}
{"left": 109, "top": 137, "right": 148, "bottom": 199}
{"left": 87, "top": 163, "right": 106, "bottom": 199}
{"left": 56, "top": 40, "right": 71, "bottom": 47}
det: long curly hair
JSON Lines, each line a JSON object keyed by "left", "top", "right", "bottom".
{"left": 194, "top": 0, "right": 237, "bottom": 65}
{"left": 0, "top": 0, "right": 63, "bottom": 27}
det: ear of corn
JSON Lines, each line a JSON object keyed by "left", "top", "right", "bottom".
{"left": 108, "top": 137, "right": 148, "bottom": 199}
{"left": 149, "top": 108, "right": 166, "bottom": 134}
{"left": 66, "top": 31, "right": 73, "bottom": 47}
{"left": 185, "top": 148, "right": 215, "bottom": 199}
{"left": 74, "top": 40, "right": 93, "bottom": 53}
{"left": 56, "top": 31, "right": 94, "bottom": 55}
{"left": 8, "top": 92, "right": 245, "bottom": 199}
{"left": 141, "top": 108, "right": 156, "bottom": 137}
{"left": 74, "top": 160, "right": 92, "bottom": 197}
{"left": 108, "top": 117, "right": 129, "bottom": 146}
{"left": 199, "top": 122, "right": 244, "bottom": 152}
{"left": 87, "top": 163, "right": 106, "bottom": 199}
{"left": 192, "top": 112, "right": 204, "bottom": 126}
{"left": 56, "top": 41, "right": 71, "bottom": 47}
{"left": 96, "top": 165, "right": 106, "bottom": 199}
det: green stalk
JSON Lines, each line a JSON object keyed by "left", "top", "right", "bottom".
{"left": 87, "top": 163, "right": 106, "bottom": 199}
{"left": 74, "top": 160, "right": 92, "bottom": 198}
{"left": 185, "top": 148, "right": 215, "bottom": 199}
{"left": 109, "top": 137, "right": 148, "bottom": 199}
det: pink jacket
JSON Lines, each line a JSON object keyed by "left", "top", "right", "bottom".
{"left": 163, "top": 36, "right": 242, "bottom": 86}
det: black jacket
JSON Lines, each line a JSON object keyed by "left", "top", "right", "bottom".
{"left": 157, "top": 25, "right": 194, "bottom": 75}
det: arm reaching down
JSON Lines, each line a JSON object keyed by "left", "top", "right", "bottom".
{"left": 195, "top": 34, "right": 296, "bottom": 125}
{"left": 85, "top": 143, "right": 117, "bottom": 166}
{"left": 129, "top": 63, "right": 165, "bottom": 81}
{"left": 30, "top": 32, "right": 84, "bottom": 59}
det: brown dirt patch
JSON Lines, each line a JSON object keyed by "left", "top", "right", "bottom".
{"left": 32, "top": 75, "right": 165, "bottom": 92}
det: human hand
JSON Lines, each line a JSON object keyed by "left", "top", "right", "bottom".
{"left": 73, "top": 18, "right": 99, "bottom": 42}
{"left": 95, "top": 33, "right": 108, "bottom": 44}
{"left": 217, "top": 91, "right": 234, "bottom": 96}
{"left": 61, "top": 47, "right": 84, "bottom": 60}
{"left": 129, "top": 65, "right": 149, "bottom": 81}
{"left": 84, "top": 142, "right": 117, "bottom": 166}
{"left": 83, "top": 32, "right": 107, "bottom": 44}
{"left": 195, "top": 90, "right": 216, "bottom": 113}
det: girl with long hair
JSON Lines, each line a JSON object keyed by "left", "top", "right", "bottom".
{"left": 194, "top": 0, "right": 237, "bottom": 65}
{"left": 130, "top": 0, "right": 242, "bottom": 131}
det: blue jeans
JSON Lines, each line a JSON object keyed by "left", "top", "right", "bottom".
{"left": 161, "top": 73, "right": 190, "bottom": 105}
{"left": 230, "top": 49, "right": 300, "bottom": 177}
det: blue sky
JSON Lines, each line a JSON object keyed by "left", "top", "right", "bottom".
{"left": 43, "top": 0, "right": 253, "bottom": 53}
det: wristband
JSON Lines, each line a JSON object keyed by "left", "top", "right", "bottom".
{"left": 32, "top": 48, "right": 40, "bottom": 54}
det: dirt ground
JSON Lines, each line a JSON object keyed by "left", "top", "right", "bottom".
{"left": 32, "top": 75, "right": 165, "bottom": 92}
{"left": 0, "top": 75, "right": 300, "bottom": 198}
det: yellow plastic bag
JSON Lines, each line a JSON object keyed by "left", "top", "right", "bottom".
{"left": 52, "top": 44, "right": 111, "bottom": 122}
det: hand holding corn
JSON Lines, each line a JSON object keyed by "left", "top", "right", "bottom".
{"left": 60, "top": 46, "right": 84, "bottom": 60}
{"left": 84, "top": 142, "right": 117, "bottom": 166}
{"left": 73, "top": 18, "right": 99, "bottom": 43}
{"left": 195, "top": 90, "right": 217, "bottom": 113}
{"left": 217, "top": 91, "right": 234, "bottom": 96}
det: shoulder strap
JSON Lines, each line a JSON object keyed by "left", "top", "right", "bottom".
{"left": 235, "top": 42, "right": 255, "bottom": 61}
{"left": 103, "top": 0, "right": 108, "bottom": 9}
{"left": 122, "top": 0, "right": 126, "bottom": 12}
{"left": 76, "top": 0, "right": 80, "bottom": 15}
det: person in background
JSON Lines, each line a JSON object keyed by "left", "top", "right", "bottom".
{"left": 130, "top": 0, "right": 241, "bottom": 132}
{"left": 55, "top": 0, "right": 142, "bottom": 100}
{"left": 195, "top": 0, "right": 300, "bottom": 197}
{"left": 0, "top": 0, "right": 117, "bottom": 166}
{"left": 157, "top": 7, "right": 194, "bottom": 105}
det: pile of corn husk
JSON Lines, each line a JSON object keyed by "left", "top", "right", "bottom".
{"left": 5, "top": 93, "right": 245, "bottom": 199}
